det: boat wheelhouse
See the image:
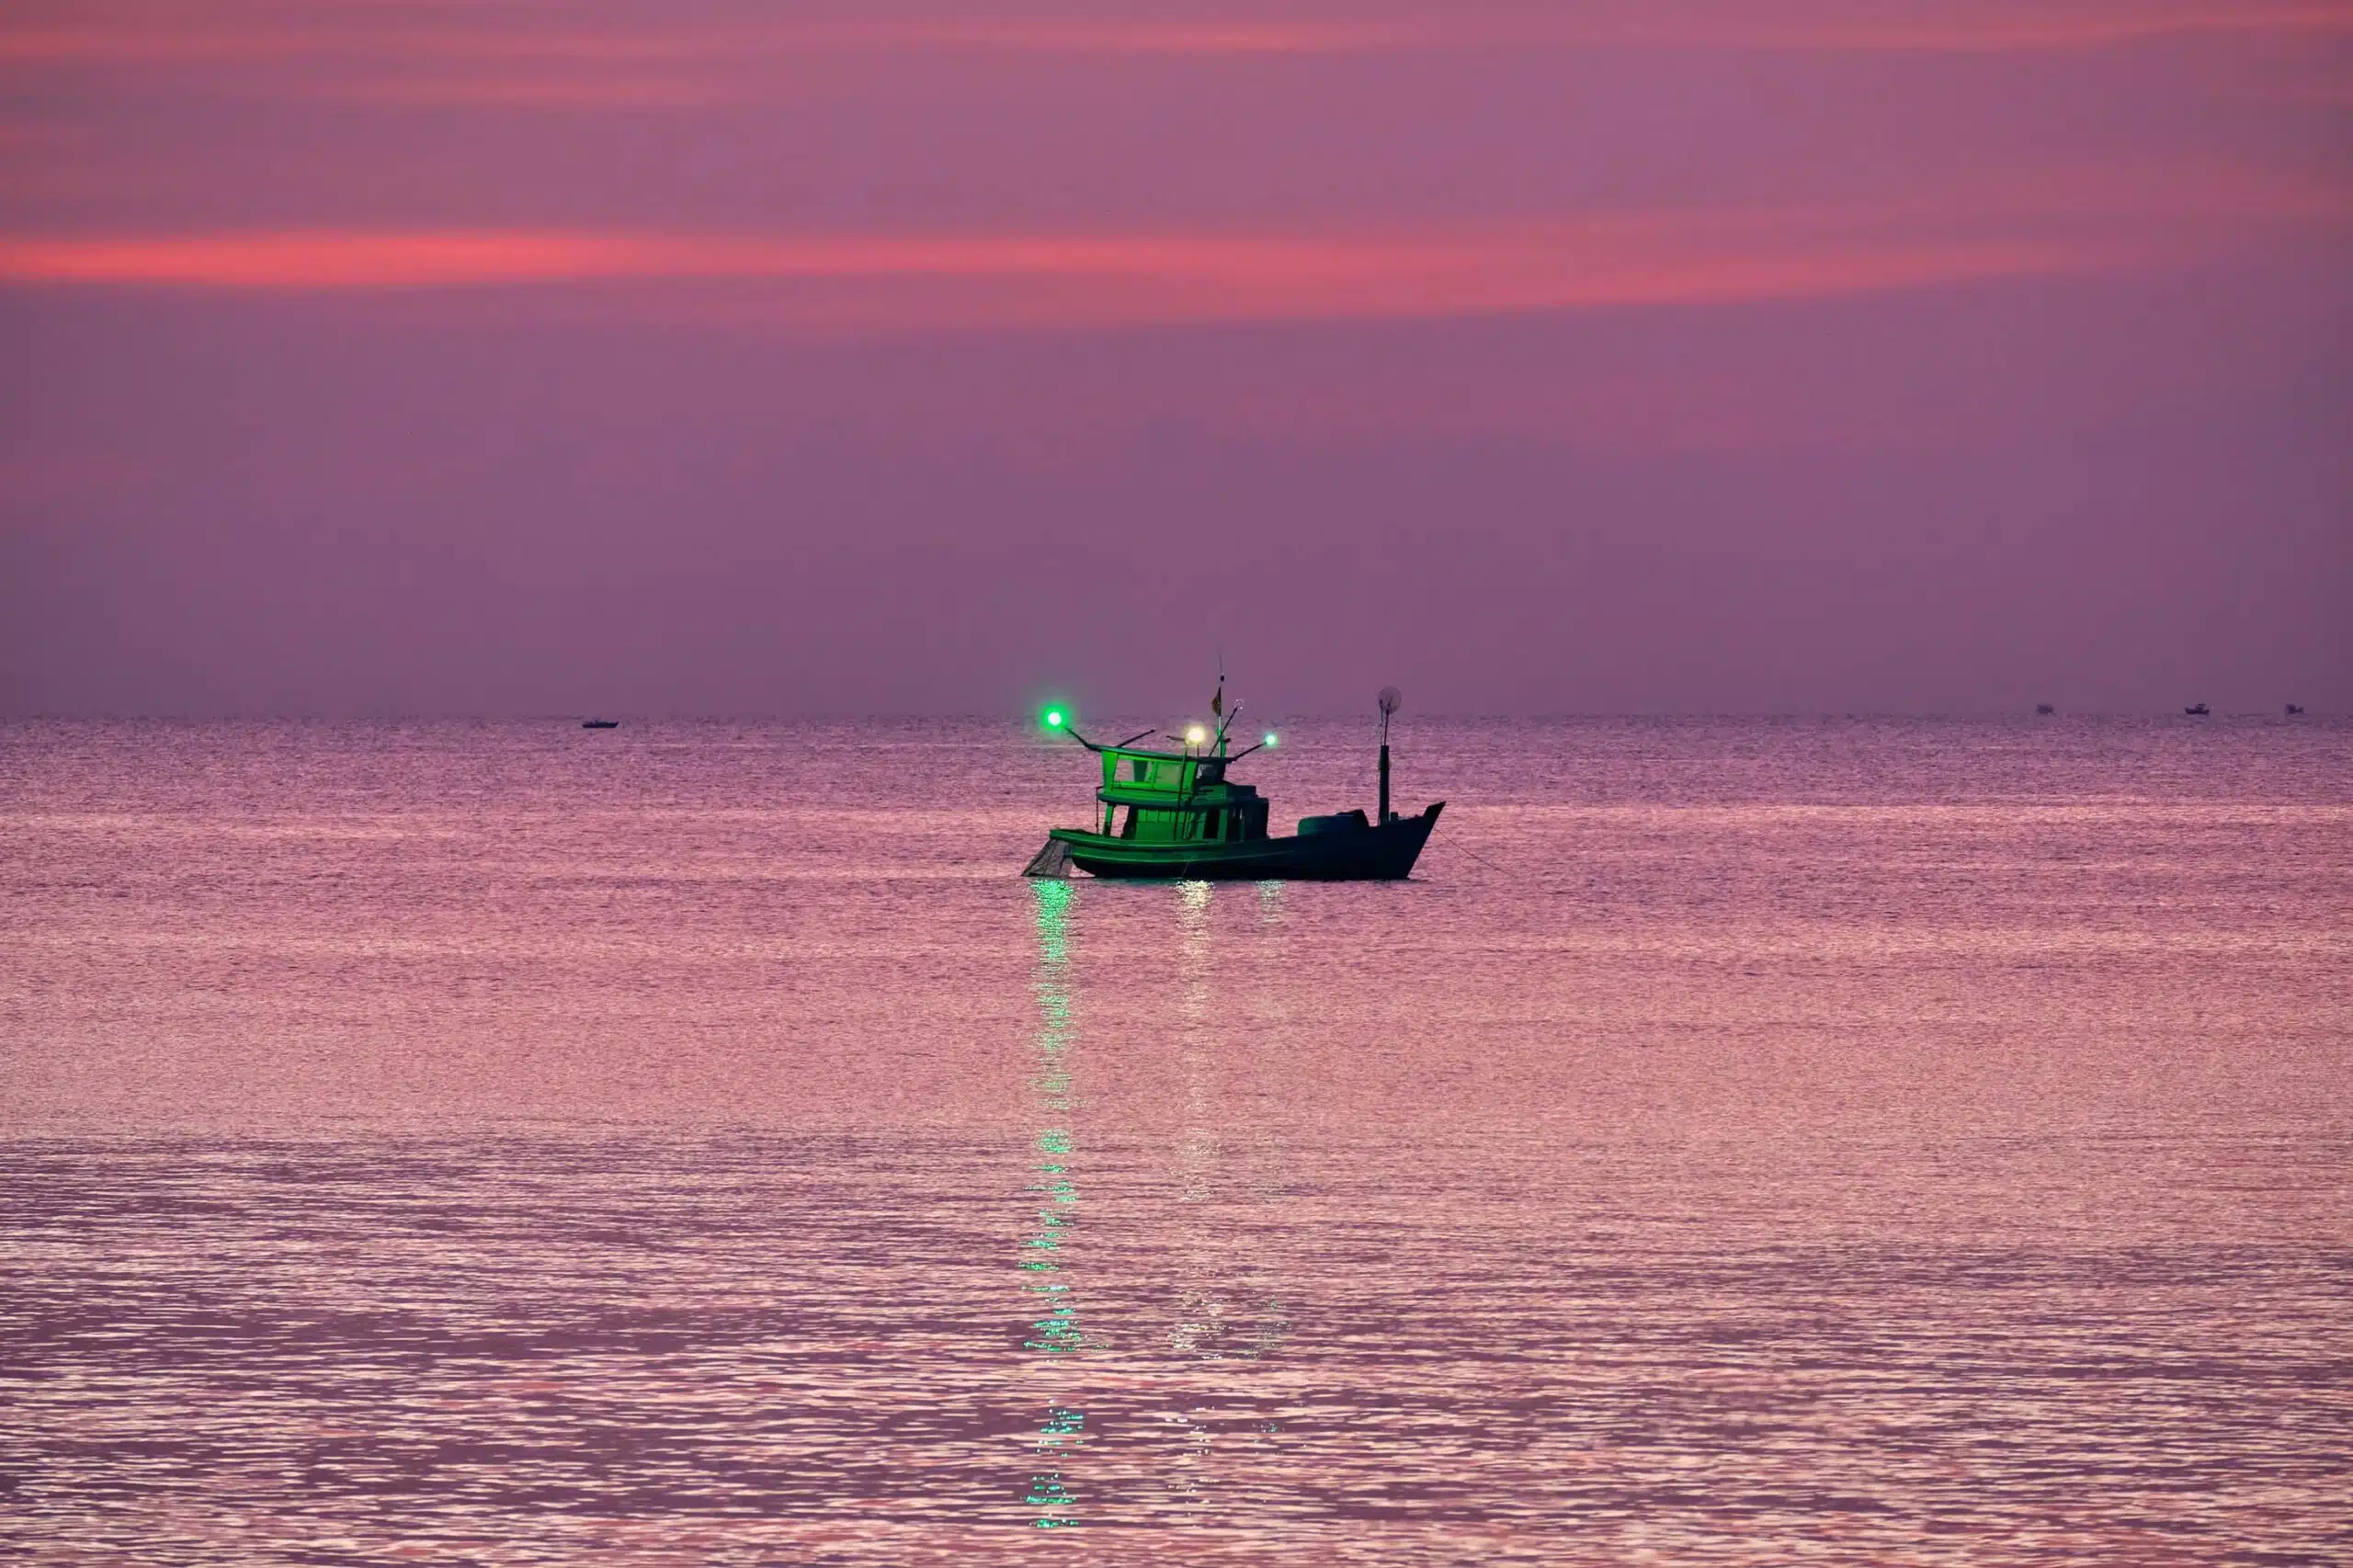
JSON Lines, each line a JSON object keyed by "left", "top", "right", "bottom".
{"left": 1090, "top": 740, "right": 1269, "bottom": 846}
{"left": 1024, "top": 690, "right": 1443, "bottom": 881}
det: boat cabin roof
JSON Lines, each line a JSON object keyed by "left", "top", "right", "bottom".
{"left": 1092, "top": 743, "right": 1257, "bottom": 808}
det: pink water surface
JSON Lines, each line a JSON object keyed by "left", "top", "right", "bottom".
{"left": 3, "top": 718, "right": 2348, "bottom": 1563}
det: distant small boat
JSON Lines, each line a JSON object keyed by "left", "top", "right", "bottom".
{"left": 2285, "top": 703, "right": 2304, "bottom": 716}
{"left": 581, "top": 719, "right": 620, "bottom": 730}
{"left": 2184, "top": 703, "right": 2210, "bottom": 716}
{"left": 2036, "top": 703, "right": 2056, "bottom": 716}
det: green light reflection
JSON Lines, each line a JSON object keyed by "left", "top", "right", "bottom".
{"left": 1022, "top": 880, "right": 1086, "bottom": 1528}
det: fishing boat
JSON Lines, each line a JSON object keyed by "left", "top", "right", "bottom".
{"left": 2184, "top": 703, "right": 2211, "bottom": 716}
{"left": 581, "top": 719, "right": 620, "bottom": 730}
{"left": 1023, "top": 685, "right": 1443, "bottom": 881}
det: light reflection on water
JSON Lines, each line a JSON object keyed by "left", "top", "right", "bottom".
{"left": 1023, "top": 879, "right": 1083, "bottom": 1528}
{"left": 1, "top": 718, "right": 2349, "bottom": 1563}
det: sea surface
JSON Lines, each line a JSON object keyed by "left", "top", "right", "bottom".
{"left": 3, "top": 717, "right": 2349, "bottom": 1565}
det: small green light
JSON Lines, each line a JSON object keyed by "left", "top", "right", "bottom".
{"left": 1044, "top": 709, "right": 1065, "bottom": 728}
{"left": 1264, "top": 733, "right": 1279, "bottom": 748}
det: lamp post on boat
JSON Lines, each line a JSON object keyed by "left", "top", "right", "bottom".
{"left": 1376, "top": 687, "right": 1401, "bottom": 824}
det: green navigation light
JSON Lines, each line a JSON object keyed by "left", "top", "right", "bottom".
{"left": 1043, "top": 708, "right": 1065, "bottom": 729}
{"left": 1264, "top": 733, "right": 1279, "bottom": 748}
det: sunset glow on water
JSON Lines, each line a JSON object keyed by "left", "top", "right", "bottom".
{"left": 3, "top": 718, "right": 2347, "bottom": 1562}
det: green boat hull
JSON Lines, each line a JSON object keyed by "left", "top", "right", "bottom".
{"left": 1047, "top": 802, "right": 1443, "bottom": 881}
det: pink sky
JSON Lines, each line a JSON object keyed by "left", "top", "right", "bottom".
{"left": 2, "top": 0, "right": 2347, "bottom": 713}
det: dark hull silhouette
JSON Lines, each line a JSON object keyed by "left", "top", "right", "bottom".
{"left": 1048, "top": 803, "right": 1443, "bottom": 881}
{"left": 581, "top": 720, "right": 620, "bottom": 729}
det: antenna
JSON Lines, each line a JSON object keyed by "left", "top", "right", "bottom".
{"left": 1212, "top": 654, "right": 1230, "bottom": 750}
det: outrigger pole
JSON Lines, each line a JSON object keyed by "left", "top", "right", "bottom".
{"left": 1050, "top": 720, "right": 1156, "bottom": 755}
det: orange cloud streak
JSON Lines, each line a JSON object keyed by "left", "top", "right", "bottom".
{"left": 0, "top": 223, "right": 2139, "bottom": 333}
{"left": 6, "top": 3, "right": 2348, "bottom": 71}
{"left": 913, "top": 3, "right": 2353, "bottom": 56}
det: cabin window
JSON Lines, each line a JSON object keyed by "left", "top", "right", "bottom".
{"left": 1201, "top": 810, "right": 1221, "bottom": 841}
{"left": 1132, "top": 758, "right": 1151, "bottom": 781}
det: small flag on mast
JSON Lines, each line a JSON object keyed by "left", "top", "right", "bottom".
{"left": 1211, "top": 681, "right": 1222, "bottom": 719}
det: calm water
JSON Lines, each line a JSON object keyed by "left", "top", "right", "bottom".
{"left": 3, "top": 718, "right": 2349, "bottom": 1564}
